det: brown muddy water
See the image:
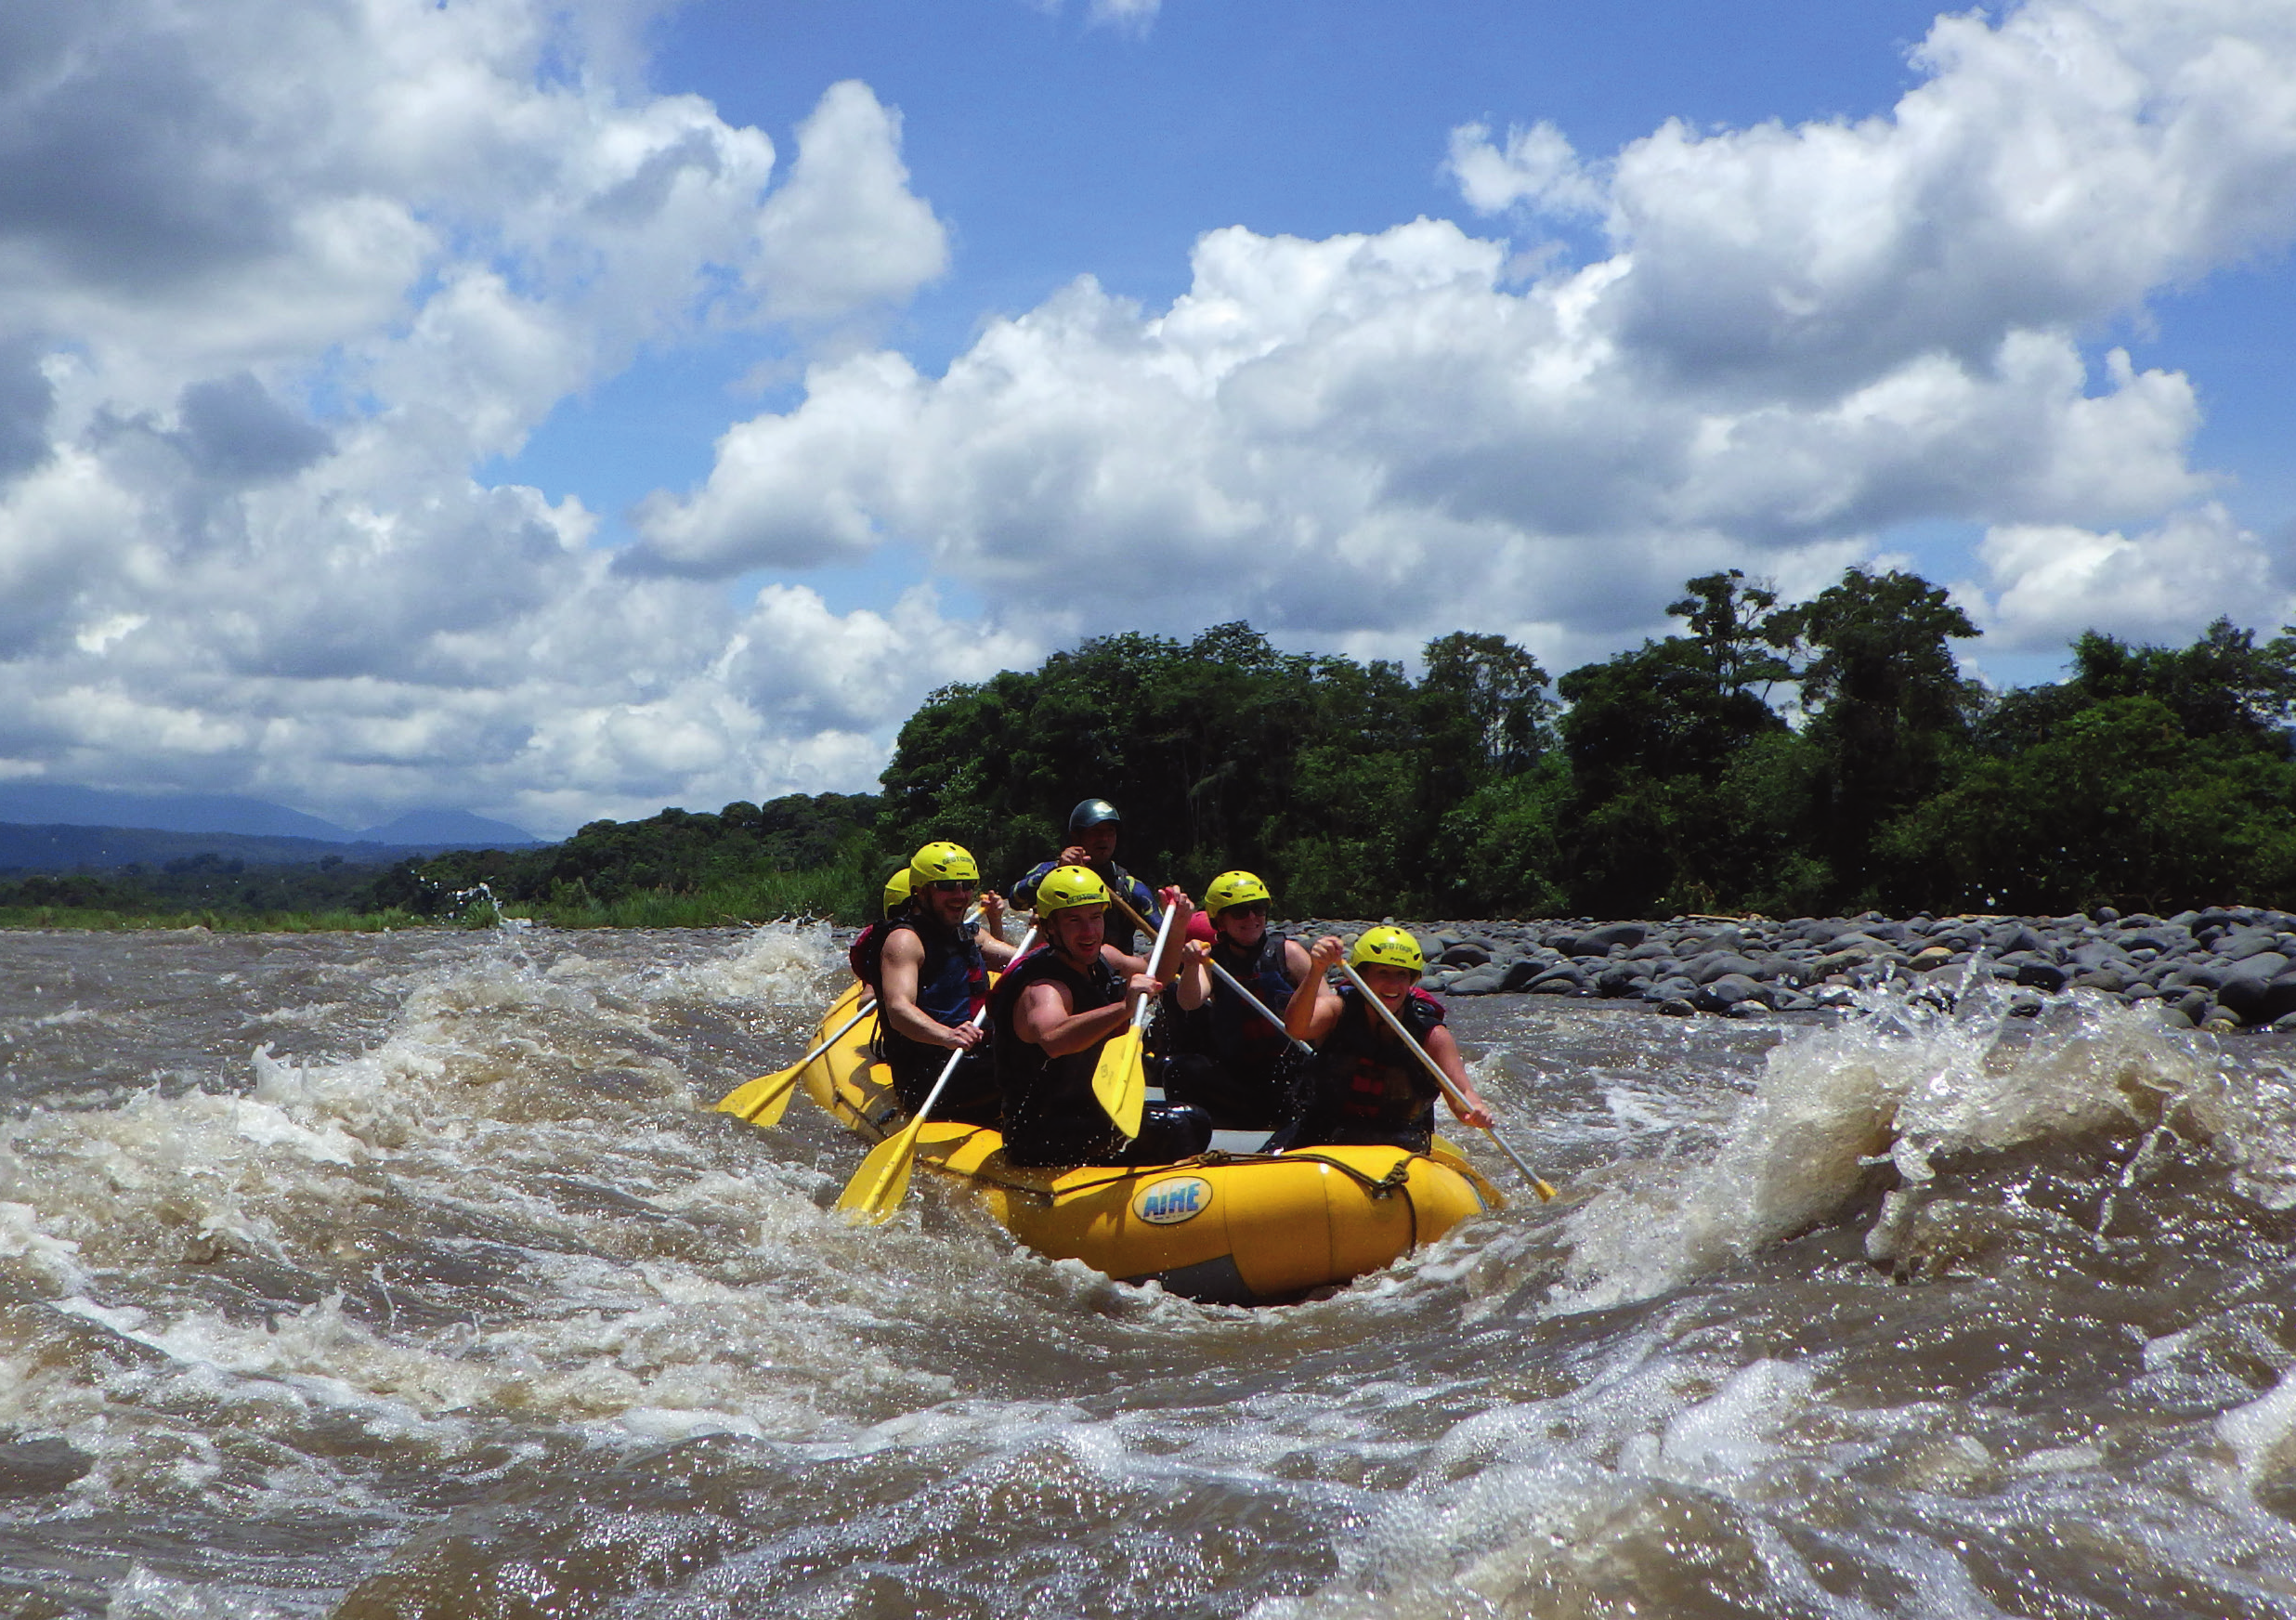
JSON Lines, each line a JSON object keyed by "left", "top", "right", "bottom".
{"left": 2, "top": 923, "right": 2295, "bottom": 1618}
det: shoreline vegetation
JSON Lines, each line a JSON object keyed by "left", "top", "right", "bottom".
{"left": 8, "top": 563, "right": 2296, "bottom": 935}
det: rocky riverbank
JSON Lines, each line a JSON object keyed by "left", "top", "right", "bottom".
{"left": 1286, "top": 907, "right": 2296, "bottom": 1031}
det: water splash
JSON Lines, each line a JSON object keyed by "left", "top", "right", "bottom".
{"left": 1550, "top": 975, "right": 2236, "bottom": 1313}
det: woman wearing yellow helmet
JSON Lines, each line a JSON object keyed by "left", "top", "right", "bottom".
{"left": 875, "top": 842, "right": 1018, "bottom": 1126}
{"left": 1279, "top": 926, "right": 1494, "bottom": 1153}
{"left": 1163, "top": 870, "right": 1313, "bottom": 1129}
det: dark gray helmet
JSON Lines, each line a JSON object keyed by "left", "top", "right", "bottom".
{"left": 1067, "top": 798, "right": 1121, "bottom": 833}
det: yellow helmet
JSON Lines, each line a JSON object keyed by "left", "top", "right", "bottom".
{"left": 1349, "top": 925, "right": 1425, "bottom": 974}
{"left": 1204, "top": 870, "right": 1272, "bottom": 916}
{"left": 908, "top": 841, "right": 979, "bottom": 886}
{"left": 881, "top": 867, "right": 915, "bottom": 918}
{"left": 1033, "top": 864, "right": 1110, "bottom": 916}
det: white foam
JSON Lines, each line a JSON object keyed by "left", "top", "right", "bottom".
{"left": 1551, "top": 981, "right": 2223, "bottom": 1312}
{"left": 0, "top": 925, "right": 1008, "bottom": 1507}
{"left": 2218, "top": 1369, "right": 2296, "bottom": 1488}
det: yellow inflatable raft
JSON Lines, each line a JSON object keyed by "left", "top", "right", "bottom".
{"left": 782, "top": 982, "right": 1504, "bottom": 1306}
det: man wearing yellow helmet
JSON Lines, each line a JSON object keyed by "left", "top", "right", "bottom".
{"left": 1163, "top": 870, "right": 1313, "bottom": 1129}
{"left": 990, "top": 865, "right": 1213, "bottom": 1166}
{"left": 1009, "top": 798, "right": 1161, "bottom": 950}
{"left": 876, "top": 842, "right": 1018, "bottom": 1125}
{"left": 1279, "top": 926, "right": 1495, "bottom": 1153}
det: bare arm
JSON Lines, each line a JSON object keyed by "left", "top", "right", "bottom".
{"left": 1172, "top": 940, "right": 1209, "bottom": 1012}
{"left": 1284, "top": 934, "right": 1345, "bottom": 1043}
{"left": 1425, "top": 1024, "right": 1494, "bottom": 1127}
{"left": 977, "top": 892, "right": 1016, "bottom": 966}
{"left": 1013, "top": 977, "right": 1134, "bottom": 1058}
{"left": 879, "top": 931, "right": 984, "bottom": 1052}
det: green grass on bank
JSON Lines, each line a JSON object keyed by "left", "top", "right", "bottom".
{"left": 0, "top": 906, "right": 441, "bottom": 933}
{"left": 0, "top": 869, "right": 863, "bottom": 933}
{"left": 513, "top": 869, "right": 855, "bottom": 928}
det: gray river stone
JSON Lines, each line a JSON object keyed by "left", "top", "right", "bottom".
{"left": 2217, "top": 960, "right": 2296, "bottom": 1023}
{"left": 2012, "top": 960, "right": 2070, "bottom": 992}
{"left": 1697, "top": 973, "right": 1770, "bottom": 1012}
{"left": 1692, "top": 952, "right": 1769, "bottom": 986}
{"left": 2219, "top": 929, "right": 2283, "bottom": 962}
{"left": 1505, "top": 958, "right": 1554, "bottom": 992}
{"left": 1570, "top": 921, "right": 1649, "bottom": 955}
{"left": 1286, "top": 905, "right": 2296, "bottom": 1029}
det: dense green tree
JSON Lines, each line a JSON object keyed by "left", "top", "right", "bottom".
{"left": 878, "top": 624, "right": 1336, "bottom": 895}
{"left": 1418, "top": 632, "right": 1554, "bottom": 777}
{"left": 878, "top": 622, "right": 1548, "bottom": 915}
{"left": 47, "top": 591, "right": 2296, "bottom": 936}
{"left": 1668, "top": 568, "right": 1793, "bottom": 702}
{"left": 1557, "top": 637, "right": 1785, "bottom": 793}
{"left": 1546, "top": 597, "right": 1798, "bottom": 915}
{"left": 2071, "top": 619, "right": 2296, "bottom": 751}
{"left": 1880, "top": 698, "right": 2296, "bottom": 913}
{"left": 1768, "top": 568, "right": 1979, "bottom": 903}
{"left": 394, "top": 792, "right": 880, "bottom": 915}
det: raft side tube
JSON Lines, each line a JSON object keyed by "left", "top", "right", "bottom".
{"left": 765, "top": 973, "right": 1506, "bottom": 1304}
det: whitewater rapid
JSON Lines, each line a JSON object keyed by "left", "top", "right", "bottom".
{"left": 1, "top": 923, "right": 2293, "bottom": 1617}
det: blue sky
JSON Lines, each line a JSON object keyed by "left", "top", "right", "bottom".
{"left": 1, "top": 0, "right": 2291, "bottom": 831}
{"left": 512, "top": 0, "right": 1973, "bottom": 546}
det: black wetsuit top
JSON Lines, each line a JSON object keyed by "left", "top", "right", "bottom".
{"left": 990, "top": 946, "right": 1213, "bottom": 1166}
{"left": 1292, "top": 984, "right": 1447, "bottom": 1152}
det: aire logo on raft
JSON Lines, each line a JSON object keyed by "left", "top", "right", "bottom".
{"left": 1133, "top": 1176, "right": 1213, "bottom": 1225}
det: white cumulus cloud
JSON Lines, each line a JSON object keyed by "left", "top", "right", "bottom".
{"left": 641, "top": 0, "right": 2296, "bottom": 678}
{"left": 4, "top": 0, "right": 2295, "bottom": 834}
{"left": 1446, "top": 121, "right": 1606, "bottom": 218}
{"left": 753, "top": 80, "right": 951, "bottom": 324}
{"left": 1963, "top": 503, "right": 2289, "bottom": 652}
{"left": 0, "top": 0, "right": 980, "bottom": 832}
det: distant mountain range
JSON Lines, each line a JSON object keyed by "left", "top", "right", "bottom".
{"left": 0, "top": 785, "right": 541, "bottom": 846}
{"left": 0, "top": 786, "right": 546, "bottom": 872}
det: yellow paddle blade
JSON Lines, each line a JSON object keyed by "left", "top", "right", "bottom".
{"left": 835, "top": 1121, "right": 923, "bottom": 1225}
{"left": 715, "top": 1063, "right": 804, "bottom": 1125}
{"left": 1090, "top": 1027, "right": 1146, "bottom": 1139}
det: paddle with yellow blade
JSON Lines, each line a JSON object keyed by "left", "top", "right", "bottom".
{"left": 1105, "top": 892, "right": 1312, "bottom": 1060}
{"left": 1090, "top": 900, "right": 1178, "bottom": 1139}
{"left": 1337, "top": 959, "right": 1558, "bottom": 1201}
{"left": 837, "top": 924, "right": 1038, "bottom": 1225}
{"left": 715, "top": 995, "right": 876, "bottom": 1128}
{"left": 718, "top": 900, "right": 993, "bottom": 1129}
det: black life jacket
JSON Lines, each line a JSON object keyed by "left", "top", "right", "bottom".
{"left": 991, "top": 943, "right": 1126, "bottom": 1162}
{"left": 1305, "top": 983, "right": 1445, "bottom": 1138}
{"left": 1204, "top": 930, "right": 1295, "bottom": 1071}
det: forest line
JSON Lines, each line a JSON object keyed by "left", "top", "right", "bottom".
{"left": 395, "top": 564, "right": 2296, "bottom": 927}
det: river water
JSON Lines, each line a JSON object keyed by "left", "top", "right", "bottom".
{"left": 2, "top": 922, "right": 2295, "bottom": 1618}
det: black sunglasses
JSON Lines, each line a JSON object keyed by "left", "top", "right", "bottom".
{"left": 928, "top": 879, "right": 977, "bottom": 894}
{"left": 1222, "top": 901, "right": 1270, "bottom": 918}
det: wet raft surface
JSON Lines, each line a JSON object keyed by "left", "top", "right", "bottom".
{"left": 1, "top": 925, "right": 2295, "bottom": 1616}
